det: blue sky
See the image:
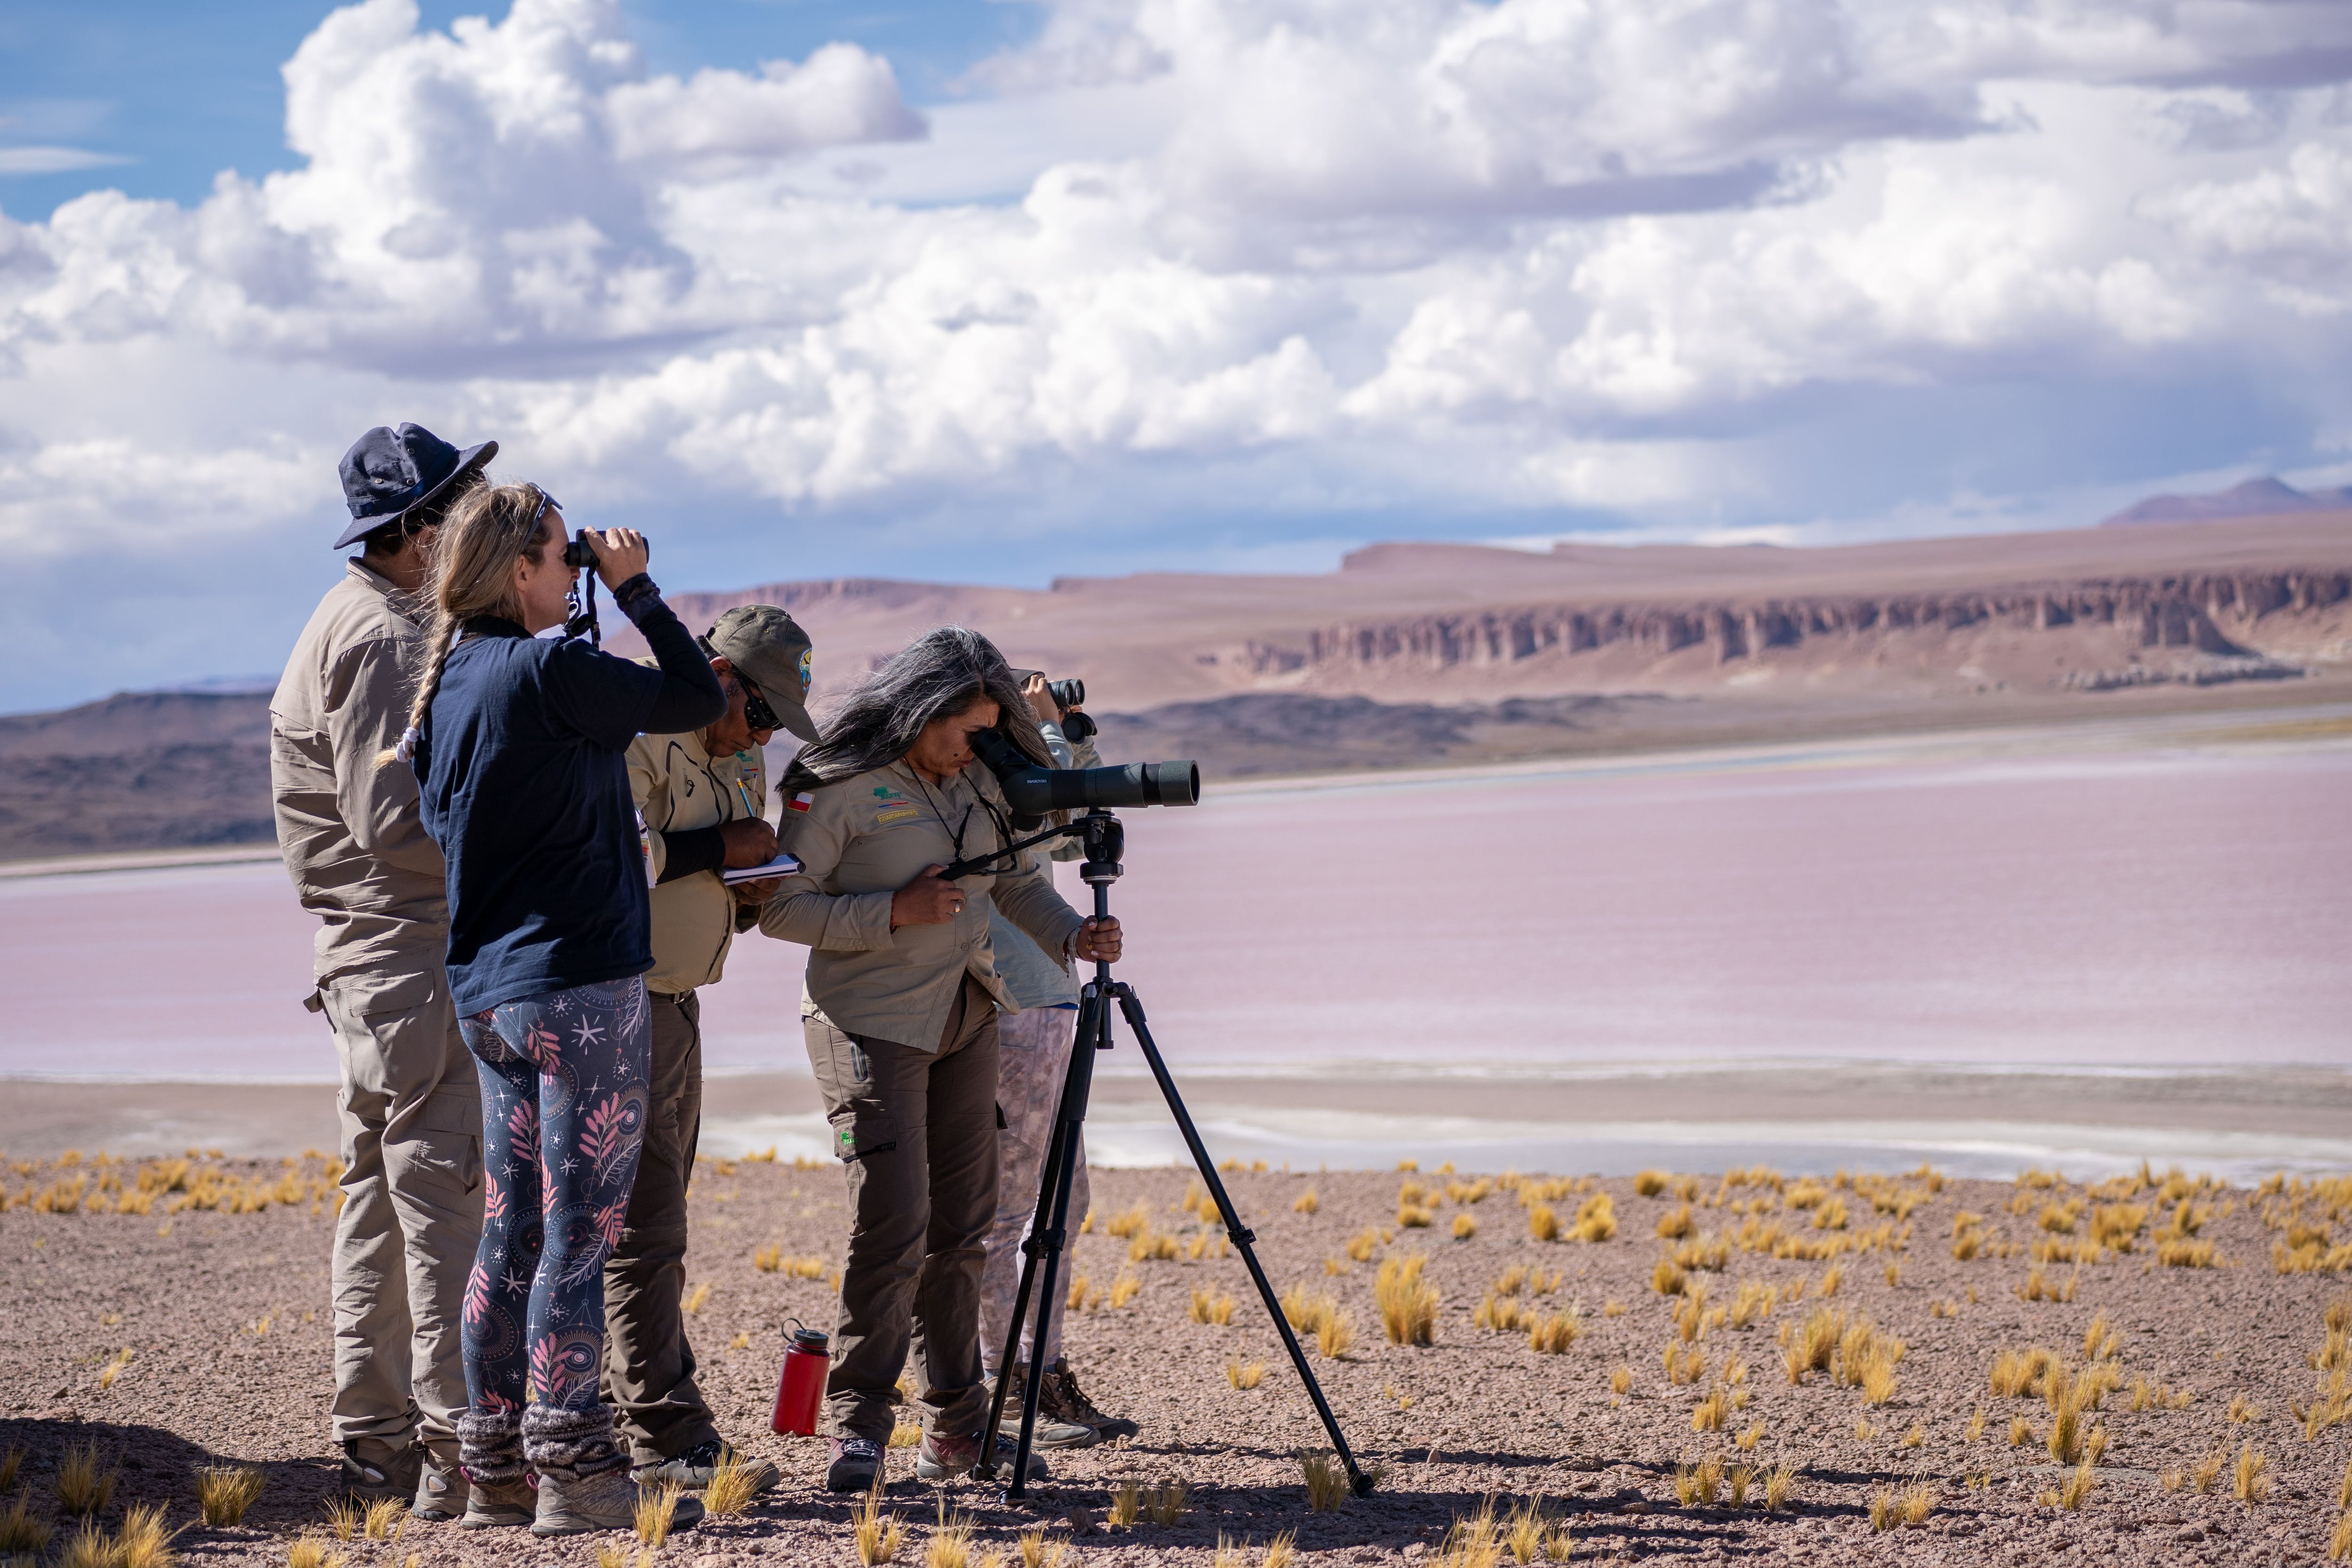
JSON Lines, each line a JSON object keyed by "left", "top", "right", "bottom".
{"left": 5, "top": 0, "right": 2352, "bottom": 710}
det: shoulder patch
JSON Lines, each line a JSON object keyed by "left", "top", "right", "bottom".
{"left": 787, "top": 792, "right": 815, "bottom": 814}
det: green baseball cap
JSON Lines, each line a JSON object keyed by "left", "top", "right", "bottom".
{"left": 706, "top": 605, "right": 818, "bottom": 742}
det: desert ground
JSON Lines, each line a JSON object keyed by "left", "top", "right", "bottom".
{"left": 3, "top": 1151, "right": 2349, "bottom": 1567}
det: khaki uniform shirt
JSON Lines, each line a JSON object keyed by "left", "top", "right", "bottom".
{"left": 270, "top": 560, "right": 448, "bottom": 984}
{"left": 761, "top": 759, "right": 1085, "bottom": 1051}
{"left": 628, "top": 724, "right": 767, "bottom": 996}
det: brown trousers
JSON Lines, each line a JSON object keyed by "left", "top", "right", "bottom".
{"left": 600, "top": 988, "right": 720, "bottom": 1466}
{"left": 806, "top": 978, "right": 1001, "bottom": 1445}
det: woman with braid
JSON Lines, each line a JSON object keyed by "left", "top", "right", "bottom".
{"left": 395, "top": 483, "right": 725, "bottom": 1534}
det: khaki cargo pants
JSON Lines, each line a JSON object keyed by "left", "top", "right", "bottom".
{"left": 806, "top": 978, "right": 1000, "bottom": 1446}
{"left": 315, "top": 961, "right": 482, "bottom": 1464}
{"left": 601, "top": 987, "right": 722, "bottom": 1466}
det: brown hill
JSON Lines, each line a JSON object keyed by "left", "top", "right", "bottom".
{"left": 6, "top": 515, "right": 2347, "bottom": 861}
{"left": 629, "top": 513, "right": 2352, "bottom": 712}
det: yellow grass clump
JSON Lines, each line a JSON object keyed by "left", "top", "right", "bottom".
{"left": 854, "top": 1483, "right": 906, "bottom": 1564}
{"left": 1452, "top": 1212, "right": 1478, "bottom": 1241}
{"left": 2234, "top": 1444, "right": 2270, "bottom": 1504}
{"left": 2038, "top": 1460, "right": 2098, "bottom": 1512}
{"left": 1318, "top": 1312, "right": 1357, "bottom": 1360}
{"left": 1529, "top": 1313, "right": 1579, "bottom": 1355}
{"left": 1293, "top": 1188, "right": 1319, "bottom": 1214}
{"left": 1227, "top": 1358, "right": 1266, "bottom": 1390}
{"left": 1344, "top": 1227, "right": 1384, "bottom": 1262}
{"left": 703, "top": 1446, "right": 764, "bottom": 1517}
{"left": 196, "top": 1465, "right": 266, "bottom": 1527}
{"left": 1299, "top": 1450, "right": 1351, "bottom": 1512}
{"left": 1375, "top": 1254, "right": 1438, "bottom": 1346}
{"left": 1569, "top": 1193, "right": 1617, "bottom": 1242}
{"left": 0, "top": 1496, "right": 53, "bottom": 1558}
{"left": 54, "top": 1445, "right": 116, "bottom": 1517}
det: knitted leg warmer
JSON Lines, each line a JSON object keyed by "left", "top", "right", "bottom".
{"left": 456, "top": 1409, "right": 526, "bottom": 1484}
{"left": 521, "top": 1403, "right": 626, "bottom": 1483}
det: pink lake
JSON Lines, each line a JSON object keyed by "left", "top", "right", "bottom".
{"left": 2, "top": 737, "right": 2346, "bottom": 1081}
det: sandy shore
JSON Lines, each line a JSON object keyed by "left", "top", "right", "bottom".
{"left": 4, "top": 1153, "right": 2348, "bottom": 1567}
{"left": 7, "top": 1064, "right": 2350, "bottom": 1180}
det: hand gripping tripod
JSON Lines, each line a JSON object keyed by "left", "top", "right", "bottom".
{"left": 968, "top": 809, "right": 1374, "bottom": 1500}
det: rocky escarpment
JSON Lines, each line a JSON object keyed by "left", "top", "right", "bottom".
{"left": 1226, "top": 569, "right": 2352, "bottom": 685}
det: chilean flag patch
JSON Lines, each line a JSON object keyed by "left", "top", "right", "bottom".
{"left": 787, "top": 792, "right": 815, "bottom": 814}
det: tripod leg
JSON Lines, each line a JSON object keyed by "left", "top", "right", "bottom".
{"left": 1112, "top": 985, "right": 1376, "bottom": 1496}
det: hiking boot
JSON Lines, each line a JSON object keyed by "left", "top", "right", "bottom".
{"left": 532, "top": 1469, "right": 704, "bottom": 1538}
{"left": 825, "top": 1437, "right": 883, "bottom": 1493}
{"left": 459, "top": 1475, "right": 536, "bottom": 1530}
{"left": 988, "top": 1366, "right": 1098, "bottom": 1450}
{"left": 1039, "top": 1359, "right": 1139, "bottom": 1442}
{"left": 410, "top": 1453, "right": 469, "bottom": 1521}
{"left": 341, "top": 1438, "right": 422, "bottom": 1503}
{"left": 917, "top": 1430, "right": 1047, "bottom": 1484}
{"left": 634, "top": 1438, "right": 780, "bottom": 1497}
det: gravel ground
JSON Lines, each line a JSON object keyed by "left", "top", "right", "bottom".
{"left": 3, "top": 1152, "right": 2349, "bottom": 1566}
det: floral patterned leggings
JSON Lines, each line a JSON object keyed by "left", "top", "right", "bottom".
{"left": 455, "top": 977, "right": 650, "bottom": 1481}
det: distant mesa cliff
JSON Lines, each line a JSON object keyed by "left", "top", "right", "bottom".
{"left": 2101, "top": 476, "right": 2352, "bottom": 527}
{"left": 1231, "top": 569, "right": 2352, "bottom": 693}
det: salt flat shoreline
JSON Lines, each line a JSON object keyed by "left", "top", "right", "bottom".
{"left": 6, "top": 1064, "right": 2345, "bottom": 1178}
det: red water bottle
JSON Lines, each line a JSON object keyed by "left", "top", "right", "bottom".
{"left": 771, "top": 1322, "right": 830, "bottom": 1436}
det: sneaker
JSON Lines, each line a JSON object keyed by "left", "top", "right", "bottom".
{"left": 341, "top": 1438, "right": 422, "bottom": 1503}
{"left": 532, "top": 1469, "right": 704, "bottom": 1538}
{"left": 634, "top": 1438, "right": 780, "bottom": 1497}
{"left": 825, "top": 1437, "right": 884, "bottom": 1494}
{"left": 918, "top": 1430, "right": 1048, "bottom": 1484}
{"left": 988, "top": 1367, "right": 1098, "bottom": 1451}
{"left": 459, "top": 1475, "right": 536, "bottom": 1530}
{"left": 1040, "top": 1359, "right": 1139, "bottom": 1442}
{"left": 410, "top": 1454, "right": 469, "bottom": 1521}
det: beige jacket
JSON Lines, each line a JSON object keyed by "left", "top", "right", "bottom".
{"left": 760, "top": 759, "right": 1085, "bottom": 1051}
{"left": 628, "top": 725, "right": 768, "bottom": 996}
{"left": 270, "top": 560, "right": 448, "bottom": 983}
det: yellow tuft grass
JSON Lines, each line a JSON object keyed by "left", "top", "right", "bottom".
{"left": 854, "top": 1483, "right": 906, "bottom": 1565}
{"left": 285, "top": 1535, "right": 342, "bottom": 1568}
{"left": 1300, "top": 1450, "right": 1351, "bottom": 1513}
{"left": 2037, "top": 1460, "right": 2098, "bottom": 1511}
{"left": 1150, "top": 1479, "right": 1190, "bottom": 1526}
{"left": 1263, "top": 1529, "right": 1299, "bottom": 1568}
{"left": 196, "top": 1465, "right": 265, "bottom": 1527}
{"left": 925, "top": 1497, "right": 975, "bottom": 1568}
{"left": 1762, "top": 1460, "right": 1799, "bottom": 1512}
{"left": 1528, "top": 1206, "right": 1561, "bottom": 1243}
{"left": 1528, "top": 1313, "right": 1578, "bottom": 1355}
{"left": 1610, "top": 1365, "right": 1633, "bottom": 1396}
{"left": 703, "top": 1446, "right": 763, "bottom": 1517}
{"left": 1317, "top": 1312, "right": 1357, "bottom": 1360}
{"left": 1344, "top": 1227, "right": 1383, "bottom": 1262}
{"left": 683, "top": 1282, "right": 713, "bottom": 1314}
{"left": 889, "top": 1422, "right": 923, "bottom": 1449}
{"left": 1108, "top": 1482, "right": 1142, "bottom": 1530}
{"left": 1105, "top": 1203, "right": 1150, "bottom": 1239}
{"left": 1452, "top": 1212, "right": 1478, "bottom": 1241}
{"left": 360, "top": 1498, "right": 405, "bottom": 1541}
{"left": 1635, "top": 1170, "right": 1669, "bottom": 1196}
{"left": 1016, "top": 1526, "right": 1071, "bottom": 1568}
{"left": 1735, "top": 1421, "right": 1763, "bottom": 1450}
{"left": 0, "top": 1495, "right": 53, "bottom": 1557}
{"left": 1691, "top": 1388, "right": 1728, "bottom": 1432}
{"left": 2233, "top": 1444, "right": 2269, "bottom": 1504}
{"left": 2192, "top": 1449, "right": 2227, "bottom": 1493}
{"left": 1227, "top": 1358, "right": 1266, "bottom": 1390}
{"left": 1108, "top": 1271, "right": 1141, "bottom": 1308}
{"left": 1293, "top": 1189, "right": 1319, "bottom": 1215}
{"left": 1657, "top": 1204, "right": 1693, "bottom": 1239}
{"left": 1375, "top": 1254, "right": 1438, "bottom": 1346}
{"left": 635, "top": 1480, "right": 683, "bottom": 1547}
{"left": 54, "top": 1445, "right": 116, "bottom": 1517}
{"left": 115, "top": 1502, "right": 178, "bottom": 1568}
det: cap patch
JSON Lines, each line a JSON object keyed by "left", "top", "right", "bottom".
{"left": 798, "top": 647, "right": 812, "bottom": 695}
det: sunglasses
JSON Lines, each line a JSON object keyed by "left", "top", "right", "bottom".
{"left": 739, "top": 676, "right": 782, "bottom": 735}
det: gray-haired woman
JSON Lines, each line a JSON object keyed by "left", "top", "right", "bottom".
{"left": 759, "top": 627, "right": 1120, "bottom": 1492}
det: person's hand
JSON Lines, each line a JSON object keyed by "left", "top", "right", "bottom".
{"left": 890, "top": 864, "right": 966, "bottom": 930}
{"left": 587, "top": 527, "right": 650, "bottom": 590}
{"left": 1071, "top": 916, "right": 1121, "bottom": 963}
{"left": 718, "top": 817, "right": 778, "bottom": 869}
{"left": 1021, "top": 672, "right": 1059, "bottom": 725}
{"left": 731, "top": 877, "right": 783, "bottom": 905}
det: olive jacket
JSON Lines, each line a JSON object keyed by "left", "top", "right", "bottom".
{"left": 627, "top": 724, "right": 768, "bottom": 996}
{"left": 759, "top": 758, "right": 1085, "bottom": 1051}
{"left": 269, "top": 560, "right": 448, "bottom": 988}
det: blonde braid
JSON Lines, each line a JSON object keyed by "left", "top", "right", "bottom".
{"left": 374, "top": 480, "right": 557, "bottom": 770}
{"left": 379, "top": 613, "right": 461, "bottom": 767}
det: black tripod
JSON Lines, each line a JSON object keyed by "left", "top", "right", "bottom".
{"left": 966, "top": 809, "right": 1374, "bottom": 1501}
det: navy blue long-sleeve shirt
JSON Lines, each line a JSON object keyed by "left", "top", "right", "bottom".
{"left": 415, "top": 579, "right": 726, "bottom": 1015}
